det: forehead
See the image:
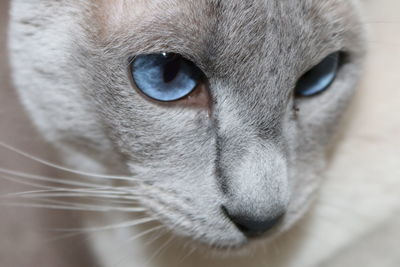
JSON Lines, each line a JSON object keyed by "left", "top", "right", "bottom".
{"left": 95, "top": 0, "right": 357, "bottom": 36}
{"left": 91, "top": 0, "right": 361, "bottom": 77}
{"left": 94, "top": 0, "right": 357, "bottom": 37}
{"left": 96, "top": 0, "right": 353, "bottom": 22}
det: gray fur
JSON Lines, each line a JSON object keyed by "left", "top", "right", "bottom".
{"left": 8, "top": 0, "right": 366, "bottom": 262}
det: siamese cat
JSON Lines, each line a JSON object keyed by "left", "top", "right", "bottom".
{"left": 8, "top": 0, "right": 366, "bottom": 266}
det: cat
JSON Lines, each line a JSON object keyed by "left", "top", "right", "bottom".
{"left": 8, "top": 0, "right": 367, "bottom": 266}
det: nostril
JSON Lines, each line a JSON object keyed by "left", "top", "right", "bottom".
{"left": 222, "top": 205, "right": 285, "bottom": 238}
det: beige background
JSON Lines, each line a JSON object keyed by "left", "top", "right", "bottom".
{"left": 0, "top": 1, "right": 399, "bottom": 267}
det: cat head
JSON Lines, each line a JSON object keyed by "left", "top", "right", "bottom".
{"left": 9, "top": 0, "right": 366, "bottom": 249}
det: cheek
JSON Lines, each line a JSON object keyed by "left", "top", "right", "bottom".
{"left": 112, "top": 108, "right": 211, "bottom": 164}
{"left": 282, "top": 114, "right": 330, "bottom": 196}
{"left": 293, "top": 80, "right": 358, "bottom": 147}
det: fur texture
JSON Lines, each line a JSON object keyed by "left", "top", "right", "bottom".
{"left": 8, "top": 0, "right": 370, "bottom": 266}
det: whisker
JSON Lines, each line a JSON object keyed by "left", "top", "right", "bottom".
{"left": 0, "top": 169, "right": 146, "bottom": 200}
{"left": 2, "top": 201, "right": 146, "bottom": 213}
{"left": 51, "top": 217, "right": 155, "bottom": 233}
{"left": 4, "top": 190, "right": 118, "bottom": 198}
{"left": 1, "top": 202, "right": 110, "bottom": 212}
{"left": 145, "top": 235, "right": 175, "bottom": 266}
{"left": 0, "top": 173, "right": 146, "bottom": 213}
{"left": 4, "top": 188, "right": 139, "bottom": 200}
{"left": 1, "top": 178, "right": 143, "bottom": 198}
{"left": 0, "top": 175, "right": 128, "bottom": 197}
{"left": 0, "top": 142, "right": 139, "bottom": 182}
{"left": 49, "top": 224, "right": 164, "bottom": 247}
{"left": 124, "top": 225, "right": 164, "bottom": 245}
{"left": 109, "top": 225, "right": 165, "bottom": 261}
{"left": 0, "top": 174, "right": 68, "bottom": 192}
{"left": 0, "top": 168, "right": 106, "bottom": 188}
{"left": 7, "top": 194, "right": 142, "bottom": 207}
{"left": 177, "top": 244, "right": 197, "bottom": 264}
{"left": 0, "top": 171, "right": 143, "bottom": 198}
{"left": 47, "top": 231, "right": 94, "bottom": 243}
{"left": 142, "top": 228, "right": 169, "bottom": 248}
{"left": 45, "top": 219, "right": 158, "bottom": 245}
{"left": 7, "top": 191, "right": 141, "bottom": 200}
{"left": 112, "top": 226, "right": 168, "bottom": 267}
{"left": 19, "top": 196, "right": 139, "bottom": 210}
{"left": 1, "top": 184, "right": 143, "bottom": 208}
{"left": 104, "top": 199, "right": 142, "bottom": 205}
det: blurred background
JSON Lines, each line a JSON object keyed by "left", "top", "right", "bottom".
{"left": 0, "top": 0, "right": 399, "bottom": 267}
{"left": 0, "top": 0, "right": 100, "bottom": 266}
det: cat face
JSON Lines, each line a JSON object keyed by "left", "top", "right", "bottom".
{"left": 10, "top": 0, "right": 366, "bottom": 249}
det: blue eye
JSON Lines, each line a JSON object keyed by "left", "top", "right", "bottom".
{"left": 130, "top": 53, "right": 204, "bottom": 102}
{"left": 295, "top": 52, "right": 341, "bottom": 97}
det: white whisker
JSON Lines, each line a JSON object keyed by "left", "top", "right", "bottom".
{"left": 21, "top": 196, "right": 135, "bottom": 209}
{"left": 7, "top": 191, "right": 141, "bottom": 200}
{"left": 0, "top": 142, "right": 138, "bottom": 182}
{"left": 111, "top": 225, "right": 164, "bottom": 258}
{"left": 2, "top": 201, "right": 146, "bottom": 213}
{"left": 21, "top": 193, "right": 138, "bottom": 200}
{"left": 53, "top": 197, "right": 140, "bottom": 210}
{"left": 0, "top": 168, "right": 106, "bottom": 188}
{"left": 178, "top": 244, "right": 197, "bottom": 264}
{"left": 112, "top": 226, "right": 167, "bottom": 267}
{"left": 48, "top": 223, "right": 163, "bottom": 246}
{"left": 125, "top": 225, "right": 164, "bottom": 244}
{"left": 51, "top": 217, "right": 155, "bottom": 233}
{"left": 145, "top": 235, "right": 175, "bottom": 266}
{"left": 0, "top": 174, "right": 66, "bottom": 192}
{"left": 8, "top": 194, "right": 141, "bottom": 207}
{"left": 0, "top": 175, "right": 127, "bottom": 198}
{"left": 1, "top": 184, "right": 143, "bottom": 206}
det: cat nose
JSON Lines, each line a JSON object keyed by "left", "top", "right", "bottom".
{"left": 222, "top": 205, "right": 284, "bottom": 238}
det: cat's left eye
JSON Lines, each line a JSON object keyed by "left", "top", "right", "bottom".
{"left": 295, "top": 52, "right": 341, "bottom": 97}
{"left": 130, "top": 53, "right": 205, "bottom": 102}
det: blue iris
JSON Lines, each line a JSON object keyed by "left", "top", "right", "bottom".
{"left": 130, "top": 53, "right": 204, "bottom": 102}
{"left": 295, "top": 52, "right": 341, "bottom": 97}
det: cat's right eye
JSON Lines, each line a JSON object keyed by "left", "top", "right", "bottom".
{"left": 130, "top": 53, "right": 205, "bottom": 102}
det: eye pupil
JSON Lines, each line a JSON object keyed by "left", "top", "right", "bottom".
{"left": 163, "top": 57, "right": 182, "bottom": 83}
